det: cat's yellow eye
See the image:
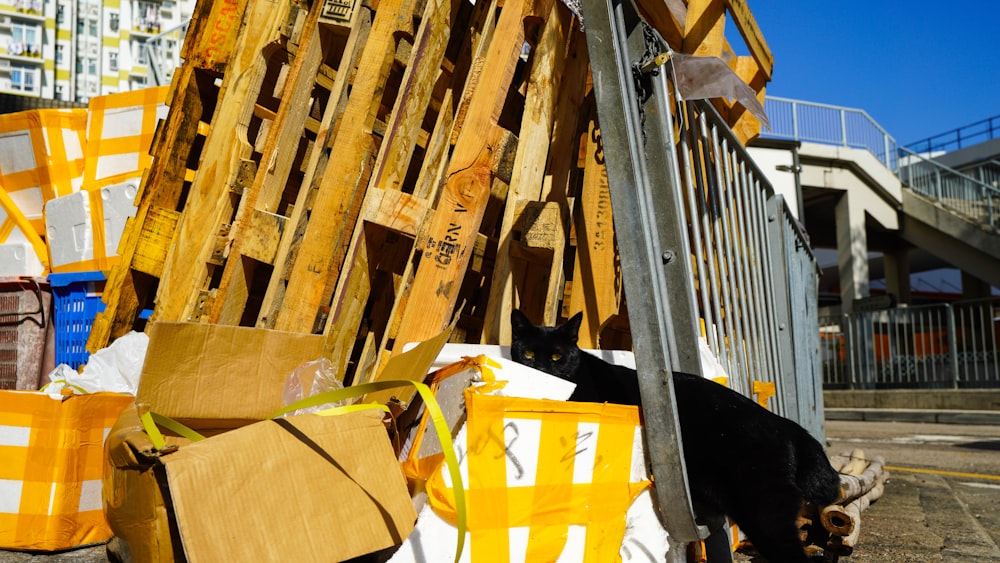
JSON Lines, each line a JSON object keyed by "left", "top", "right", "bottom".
{"left": 551, "top": 353, "right": 561, "bottom": 362}
{"left": 524, "top": 350, "right": 535, "bottom": 359}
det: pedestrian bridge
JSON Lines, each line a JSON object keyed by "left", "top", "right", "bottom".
{"left": 750, "top": 98, "right": 1000, "bottom": 310}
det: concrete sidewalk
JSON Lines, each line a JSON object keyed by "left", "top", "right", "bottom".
{"left": 826, "top": 408, "right": 1000, "bottom": 425}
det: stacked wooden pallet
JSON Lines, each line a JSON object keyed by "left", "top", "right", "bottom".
{"left": 87, "top": 0, "right": 771, "bottom": 389}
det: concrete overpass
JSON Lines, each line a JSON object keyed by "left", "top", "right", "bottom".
{"left": 749, "top": 131, "right": 1000, "bottom": 313}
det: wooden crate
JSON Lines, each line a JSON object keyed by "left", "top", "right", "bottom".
{"left": 88, "top": 0, "right": 772, "bottom": 392}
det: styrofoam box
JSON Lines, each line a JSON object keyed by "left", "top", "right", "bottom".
{"left": 45, "top": 180, "right": 139, "bottom": 271}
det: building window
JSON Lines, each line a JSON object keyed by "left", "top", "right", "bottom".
{"left": 55, "top": 85, "right": 64, "bottom": 100}
{"left": 134, "top": 40, "right": 148, "bottom": 65}
{"left": 108, "top": 51, "right": 118, "bottom": 72}
{"left": 76, "top": 58, "right": 83, "bottom": 73}
{"left": 57, "top": 4, "right": 65, "bottom": 25}
{"left": 11, "top": 65, "right": 38, "bottom": 93}
{"left": 109, "top": 12, "right": 119, "bottom": 33}
{"left": 11, "top": 22, "right": 41, "bottom": 57}
{"left": 88, "top": 58, "right": 97, "bottom": 74}
{"left": 89, "top": 19, "right": 98, "bottom": 37}
{"left": 56, "top": 44, "right": 65, "bottom": 65}
{"left": 77, "top": 18, "right": 85, "bottom": 34}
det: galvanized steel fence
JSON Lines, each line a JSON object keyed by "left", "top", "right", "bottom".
{"left": 821, "top": 298, "right": 1000, "bottom": 389}
{"left": 673, "top": 100, "right": 824, "bottom": 438}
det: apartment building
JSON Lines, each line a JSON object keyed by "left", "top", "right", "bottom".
{"left": 0, "top": 0, "right": 192, "bottom": 103}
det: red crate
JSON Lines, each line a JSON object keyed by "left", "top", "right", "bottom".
{"left": 0, "top": 277, "right": 53, "bottom": 390}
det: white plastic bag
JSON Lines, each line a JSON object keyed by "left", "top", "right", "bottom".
{"left": 44, "top": 330, "right": 149, "bottom": 395}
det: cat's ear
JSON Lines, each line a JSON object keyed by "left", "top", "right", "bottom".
{"left": 510, "top": 309, "right": 531, "bottom": 338}
{"left": 561, "top": 312, "right": 583, "bottom": 343}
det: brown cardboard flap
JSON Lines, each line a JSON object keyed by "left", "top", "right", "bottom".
{"left": 136, "top": 322, "right": 327, "bottom": 427}
{"left": 161, "top": 409, "right": 416, "bottom": 563}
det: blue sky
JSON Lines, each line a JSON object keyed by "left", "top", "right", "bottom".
{"left": 746, "top": 1, "right": 999, "bottom": 147}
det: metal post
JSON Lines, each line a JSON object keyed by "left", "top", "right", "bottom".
{"left": 579, "top": 0, "right": 708, "bottom": 552}
{"left": 946, "top": 303, "right": 960, "bottom": 389}
{"left": 840, "top": 108, "right": 848, "bottom": 147}
{"left": 792, "top": 100, "right": 799, "bottom": 139}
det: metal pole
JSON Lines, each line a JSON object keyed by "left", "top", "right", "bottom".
{"left": 946, "top": 303, "right": 960, "bottom": 389}
{"left": 579, "top": 0, "right": 707, "bottom": 548}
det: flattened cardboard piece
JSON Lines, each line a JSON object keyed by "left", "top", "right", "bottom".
{"left": 160, "top": 410, "right": 415, "bottom": 563}
{"left": 363, "top": 325, "right": 453, "bottom": 406}
{"left": 136, "top": 322, "right": 326, "bottom": 428}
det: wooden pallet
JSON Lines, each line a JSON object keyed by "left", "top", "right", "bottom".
{"left": 89, "top": 0, "right": 772, "bottom": 391}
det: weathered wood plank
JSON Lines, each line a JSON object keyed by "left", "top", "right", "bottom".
{"left": 255, "top": 3, "right": 374, "bottom": 329}
{"left": 569, "top": 118, "right": 621, "bottom": 348}
{"left": 322, "top": 188, "right": 430, "bottom": 382}
{"left": 682, "top": 0, "right": 726, "bottom": 57}
{"left": 391, "top": 0, "right": 556, "bottom": 351}
{"left": 722, "top": 0, "right": 773, "bottom": 80}
{"left": 368, "top": 0, "right": 452, "bottom": 194}
{"left": 481, "top": 2, "right": 570, "bottom": 344}
{"left": 152, "top": 0, "right": 300, "bottom": 323}
{"left": 208, "top": 4, "right": 325, "bottom": 325}
{"left": 86, "top": 0, "right": 249, "bottom": 351}
{"left": 273, "top": 0, "right": 421, "bottom": 333}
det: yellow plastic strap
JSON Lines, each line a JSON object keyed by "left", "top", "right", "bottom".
{"left": 139, "top": 411, "right": 207, "bottom": 450}
{"left": 313, "top": 403, "right": 390, "bottom": 417}
{"left": 139, "top": 411, "right": 167, "bottom": 450}
{"left": 268, "top": 379, "right": 466, "bottom": 563}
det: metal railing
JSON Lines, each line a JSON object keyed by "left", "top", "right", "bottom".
{"left": 898, "top": 146, "right": 1000, "bottom": 230}
{"left": 821, "top": 298, "right": 1000, "bottom": 389}
{"left": 763, "top": 96, "right": 898, "bottom": 169}
{"left": 675, "top": 101, "right": 822, "bottom": 435}
{"left": 763, "top": 97, "right": 1000, "bottom": 232}
{"left": 905, "top": 114, "right": 1000, "bottom": 156}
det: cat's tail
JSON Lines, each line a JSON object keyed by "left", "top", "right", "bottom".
{"left": 794, "top": 432, "right": 842, "bottom": 506}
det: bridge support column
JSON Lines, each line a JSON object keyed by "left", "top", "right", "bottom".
{"left": 883, "top": 247, "right": 912, "bottom": 304}
{"left": 961, "top": 271, "right": 992, "bottom": 300}
{"left": 836, "top": 192, "right": 869, "bottom": 313}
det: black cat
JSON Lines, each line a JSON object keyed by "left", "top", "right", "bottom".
{"left": 510, "top": 309, "right": 841, "bottom": 563}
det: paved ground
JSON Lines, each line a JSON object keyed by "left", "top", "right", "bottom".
{"left": 4, "top": 418, "right": 999, "bottom": 562}
{"left": 818, "top": 419, "right": 1000, "bottom": 562}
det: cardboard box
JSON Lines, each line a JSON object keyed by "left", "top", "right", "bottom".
{"left": 0, "top": 390, "right": 134, "bottom": 550}
{"left": 106, "top": 322, "right": 417, "bottom": 562}
{"left": 135, "top": 322, "right": 329, "bottom": 429}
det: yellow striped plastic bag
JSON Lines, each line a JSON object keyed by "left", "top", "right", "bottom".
{"left": 0, "top": 390, "right": 133, "bottom": 550}
{"left": 413, "top": 388, "right": 655, "bottom": 562}
{"left": 84, "top": 87, "right": 169, "bottom": 186}
{"left": 0, "top": 109, "right": 88, "bottom": 236}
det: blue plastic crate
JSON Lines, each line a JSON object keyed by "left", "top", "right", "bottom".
{"left": 48, "top": 271, "right": 107, "bottom": 370}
